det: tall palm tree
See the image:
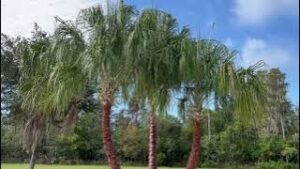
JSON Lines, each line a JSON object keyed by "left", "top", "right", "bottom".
{"left": 126, "top": 9, "right": 187, "bottom": 169}
{"left": 76, "top": 3, "right": 135, "bottom": 168}
{"left": 178, "top": 38, "right": 266, "bottom": 169}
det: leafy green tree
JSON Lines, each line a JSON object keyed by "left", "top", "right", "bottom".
{"left": 157, "top": 117, "right": 187, "bottom": 166}
{"left": 1, "top": 34, "right": 23, "bottom": 125}
{"left": 57, "top": 111, "right": 103, "bottom": 162}
{"left": 75, "top": 112, "right": 103, "bottom": 161}
{"left": 265, "top": 68, "right": 290, "bottom": 139}
{"left": 118, "top": 124, "right": 147, "bottom": 163}
{"left": 220, "top": 122, "right": 259, "bottom": 163}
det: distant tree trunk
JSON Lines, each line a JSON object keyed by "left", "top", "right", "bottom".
{"left": 267, "top": 113, "right": 272, "bottom": 135}
{"left": 148, "top": 108, "right": 157, "bottom": 169}
{"left": 29, "top": 149, "right": 35, "bottom": 169}
{"left": 207, "top": 111, "right": 211, "bottom": 140}
{"left": 280, "top": 115, "right": 286, "bottom": 140}
{"left": 100, "top": 86, "right": 120, "bottom": 169}
{"left": 186, "top": 112, "right": 201, "bottom": 169}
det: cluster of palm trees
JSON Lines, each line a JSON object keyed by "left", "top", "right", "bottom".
{"left": 17, "top": 2, "right": 265, "bottom": 169}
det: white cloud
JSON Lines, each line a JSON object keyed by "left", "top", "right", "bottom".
{"left": 1, "top": 0, "right": 110, "bottom": 37}
{"left": 240, "top": 38, "right": 291, "bottom": 68}
{"left": 232, "top": 0, "right": 299, "bottom": 25}
{"left": 224, "top": 38, "right": 234, "bottom": 48}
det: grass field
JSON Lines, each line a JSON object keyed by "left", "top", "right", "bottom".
{"left": 1, "top": 164, "right": 217, "bottom": 169}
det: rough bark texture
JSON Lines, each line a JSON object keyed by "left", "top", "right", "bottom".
{"left": 186, "top": 113, "right": 201, "bottom": 169}
{"left": 29, "top": 150, "right": 35, "bottom": 169}
{"left": 100, "top": 87, "right": 120, "bottom": 169}
{"left": 148, "top": 111, "right": 157, "bottom": 169}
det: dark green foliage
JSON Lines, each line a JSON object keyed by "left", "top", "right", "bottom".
{"left": 255, "top": 161, "right": 298, "bottom": 169}
{"left": 1, "top": 34, "right": 22, "bottom": 115}
{"left": 117, "top": 124, "right": 147, "bottom": 163}
{"left": 1, "top": 118, "right": 27, "bottom": 162}
{"left": 56, "top": 112, "right": 104, "bottom": 162}
{"left": 258, "top": 135, "right": 299, "bottom": 163}
{"left": 157, "top": 117, "right": 189, "bottom": 166}
{"left": 1, "top": 111, "right": 299, "bottom": 166}
{"left": 201, "top": 122, "right": 259, "bottom": 164}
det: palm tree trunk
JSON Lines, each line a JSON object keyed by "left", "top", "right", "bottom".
{"left": 100, "top": 87, "right": 120, "bottom": 169}
{"left": 29, "top": 149, "right": 35, "bottom": 169}
{"left": 186, "top": 112, "right": 201, "bottom": 169}
{"left": 148, "top": 110, "right": 157, "bottom": 169}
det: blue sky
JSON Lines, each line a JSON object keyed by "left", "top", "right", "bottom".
{"left": 125, "top": 0, "right": 299, "bottom": 106}
{"left": 1, "top": 0, "right": 299, "bottom": 106}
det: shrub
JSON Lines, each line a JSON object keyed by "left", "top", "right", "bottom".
{"left": 257, "top": 135, "right": 299, "bottom": 162}
{"left": 201, "top": 122, "right": 259, "bottom": 163}
{"left": 255, "top": 161, "right": 298, "bottom": 169}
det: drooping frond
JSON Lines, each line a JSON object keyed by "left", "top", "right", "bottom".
{"left": 231, "top": 61, "right": 267, "bottom": 122}
{"left": 178, "top": 35, "right": 266, "bottom": 122}
{"left": 125, "top": 9, "right": 187, "bottom": 112}
{"left": 18, "top": 20, "right": 87, "bottom": 116}
{"left": 77, "top": 4, "right": 136, "bottom": 84}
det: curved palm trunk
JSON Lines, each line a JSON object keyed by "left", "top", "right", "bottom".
{"left": 186, "top": 112, "right": 201, "bottom": 169}
{"left": 148, "top": 110, "right": 157, "bottom": 169}
{"left": 100, "top": 87, "right": 120, "bottom": 169}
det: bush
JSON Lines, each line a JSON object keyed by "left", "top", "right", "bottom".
{"left": 201, "top": 122, "right": 259, "bottom": 163}
{"left": 201, "top": 135, "right": 223, "bottom": 163}
{"left": 257, "top": 136, "right": 285, "bottom": 161}
{"left": 257, "top": 135, "right": 299, "bottom": 163}
{"left": 255, "top": 161, "right": 298, "bottom": 169}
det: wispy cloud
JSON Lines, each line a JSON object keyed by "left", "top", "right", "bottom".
{"left": 1, "top": 0, "right": 107, "bottom": 37}
{"left": 224, "top": 38, "right": 234, "bottom": 48}
{"left": 240, "top": 38, "right": 291, "bottom": 68}
{"left": 232, "top": 0, "right": 299, "bottom": 25}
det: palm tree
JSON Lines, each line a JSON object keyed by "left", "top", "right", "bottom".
{"left": 125, "top": 9, "right": 187, "bottom": 169}
{"left": 17, "top": 21, "right": 87, "bottom": 169}
{"left": 76, "top": 3, "right": 135, "bottom": 168}
{"left": 178, "top": 38, "right": 266, "bottom": 169}
{"left": 17, "top": 25, "right": 51, "bottom": 169}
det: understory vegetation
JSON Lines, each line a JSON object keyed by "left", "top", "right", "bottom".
{"left": 2, "top": 104, "right": 299, "bottom": 167}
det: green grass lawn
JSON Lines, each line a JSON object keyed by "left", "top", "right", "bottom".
{"left": 1, "top": 163, "right": 216, "bottom": 169}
